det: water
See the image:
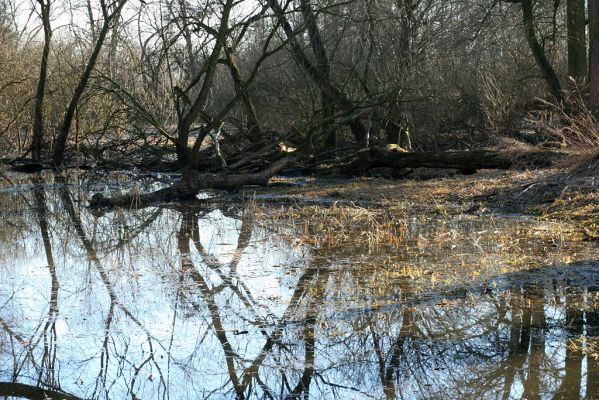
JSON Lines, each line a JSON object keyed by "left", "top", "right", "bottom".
{"left": 0, "top": 173, "right": 598, "bottom": 399}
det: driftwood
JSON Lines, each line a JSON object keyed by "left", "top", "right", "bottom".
{"left": 344, "top": 147, "right": 561, "bottom": 175}
{"left": 90, "top": 156, "right": 296, "bottom": 208}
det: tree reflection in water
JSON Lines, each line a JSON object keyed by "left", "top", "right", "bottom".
{"left": 0, "top": 178, "right": 598, "bottom": 399}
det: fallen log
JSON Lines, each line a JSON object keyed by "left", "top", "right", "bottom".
{"left": 10, "top": 159, "right": 44, "bottom": 172}
{"left": 0, "top": 382, "right": 84, "bottom": 400}
{"left": 344, "top": 147, "right": 562, "bottom": 175}
{"left": 89, "top": 156, "right": 296, "bottom": 208}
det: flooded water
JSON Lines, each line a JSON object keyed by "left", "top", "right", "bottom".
{"left": 1, "top": 172, "right": 599, "bottom": 399}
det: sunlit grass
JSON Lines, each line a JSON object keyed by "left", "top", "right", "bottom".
{"left": 253, "top": 202, "right": 406, "bottom": 251}
{"left": 244, "top": 180, "right": 598, "bottom": 318}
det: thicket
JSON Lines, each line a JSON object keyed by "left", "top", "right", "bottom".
{"left": 0, "top": 0, "right": 597, "bottom": 170}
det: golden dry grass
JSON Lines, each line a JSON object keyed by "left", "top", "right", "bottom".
{"left": 253, "top": 202, "right": 406, "bottom": 251}
{"left": 244, "top": 169, "right": 598, "bottom": 314}
{"left": 260, "top": 167, "right": 598, "bottom": 241}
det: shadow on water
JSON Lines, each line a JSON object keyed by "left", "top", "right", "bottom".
{"left": 0, "top": 174, "right": 599, "bottom": 399}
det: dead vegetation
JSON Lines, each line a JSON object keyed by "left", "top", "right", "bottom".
{"left": 239, "top": 175, "right": 598, "bottom": 317}
{"left": 252, "top": 202, "right": 406, "bottom": 251}
{"left": 248, "top": 162, "right": 598, "bottom": 243}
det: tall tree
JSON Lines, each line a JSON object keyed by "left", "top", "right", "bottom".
{"left": 590, "top": 0, "right": 599, "bottom": 114}
{"left": 566, "top": 0, "right": 587, "bottom": 83}
{"left": 267, "top": 0, "right": 368, "bottom": 147}
{"left": 224, "top": 44, "right": 263, "bottom": 141}
{"left": 51, "top": 0, "right": 128, "bottom": 166}
{"left": 103, "top": 0, "right": 286, "bottom": 177}
{"left": 30, "top": 0, "right": 52, "bottom": 163}
{"left": 511, "top": 0, "right": 563, "bottom": 103}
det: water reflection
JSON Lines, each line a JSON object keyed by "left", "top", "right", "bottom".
{"left": 0, "top": 176, "right": 598, "bottom": 399}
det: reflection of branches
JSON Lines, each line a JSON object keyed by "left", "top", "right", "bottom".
{"left": 177, "top": 213, "right": 245, "bottom": 399}
{"left": 430, "top": 284, "right": 552, "bottom": 400}
{"left": 522, "top": 286, "right": 545, "bottom": 399}
{"left": 0, "top": 180, "right": 75, "bottom": 397}
{"left": 130, "top": 344, "right": 158, "bottom": 400}
{"left": 365, "top": 280, "right": 416, "bottom": 400}
{"left": 239, "top": 261, "right": 325, "bottom": 394}
{"left": 0, "top": 315, "right": 36, "bottom": 376}
{"left": 189, "top": 210, "right": 273, "bottom": 323}
{"left": 285, "top": 265, "right": 329, "bottom": 400}
{"left": 58, "top": 180, "right": 168, "bottom": 397}
{"left": 91, "top": 301, "right": 115, "bottom": 399}
{"left": 100, "top": 207, "right": 163, "bottom": 253}
{"left": 554, "top": 287, "right": 583, "bottom": 399}
{"left": 33, "top": 180, "right": 60, "bottom": 389}
{"left": 177, "top": 208, "right": 336, "bottom": 399}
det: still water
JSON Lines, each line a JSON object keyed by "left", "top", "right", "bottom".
{"left": 1, "top": 172, "right": 599, "bottom": 399}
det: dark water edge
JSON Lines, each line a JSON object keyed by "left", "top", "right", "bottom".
{"left": 0, "top": 173, "right": 598, "bottom": 399}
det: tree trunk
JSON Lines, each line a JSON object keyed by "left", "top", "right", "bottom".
{"left": 322, "top": 98, "right": 337, "bottom": 149}
{"left": 298, "top": 0, "right": 334, "bottom": 141}
{"left": 52, "top": 0, "right": 127, "bottom": 166}
{"left": 185, "top": 0, "right": 234, "bottom": 168}
{"left": 590, "top": 0, "right": 599, "bottom": 115}
{"left": 567, "top": 0, "right": 587, "bottom": 84}
{"left": 0, "top": 382, "right": 82, "bottom": 400}
{"left": 224, "top": 46, "right": 263, "bottom": 141}
{"left": 89, "top": 156, "right": 295, "bottom": 208}
{"left": 30, "top": 0, "right": 52, "bottom": 163}
{"left": 267, "top": 0, "right": 368, "bottom": 145}
{"left": 521, "top": 0, "right": 563, "bottom": 103}
{"left": 385, "top": 121, "right": 401, "bottom": 145}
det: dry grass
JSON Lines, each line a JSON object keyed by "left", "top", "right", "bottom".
{"left": 253, "top": 202, "right": 406, "bottom": 251}
{"left": 259, "top": 165, "right": 599, "bottom": 241}
{"left": 568, "top": 334, "right": 599, "bottom": 361}
{"left": 237, "top": 169, "right": 599, "bottom": 319}
{"left": 528, "top": 96, "right": 599, "bottom": 150}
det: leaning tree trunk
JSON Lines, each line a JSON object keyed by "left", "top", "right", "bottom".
{"left": 182, "top": 0, "right": 234, "bottom": 170}
{"left": 225, "top": 46, "right": 263, "bottom": 141}
{"left": 30, "top": 0, "right": 52, "bottom": 163}
{"left": 267, "top": 0, "right": 368, "bottom": 145}
{"left": 521, "top": 0, "right": 563, "bottom": 103}
{"left": 52, "top": 0, "right": 127, "bottom": 166}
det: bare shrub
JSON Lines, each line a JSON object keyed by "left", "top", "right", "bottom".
{"left": 527, "top": 83, "right": 599, "bottom": 151}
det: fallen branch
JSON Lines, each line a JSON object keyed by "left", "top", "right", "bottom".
{"left": 89, "top": 156, "right": 296, "bottom": 208}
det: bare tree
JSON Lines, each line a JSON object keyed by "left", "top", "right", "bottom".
{"left": 590, "top": 0, "right": 599, "bottom": 114}
{"left": 30, "top": 0, "right": 52, "bottom": 163}
{"left": 267, "top": 0, "right": 368, "bottom": 148}
{"left": 566, "top": 0, "right": 587, "bottom": 84}
{"left": 51, "top": 0, "right": 129, "bottom": 166}
{"left": 511, "top": 0, "right": 563, "bottom": 103}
